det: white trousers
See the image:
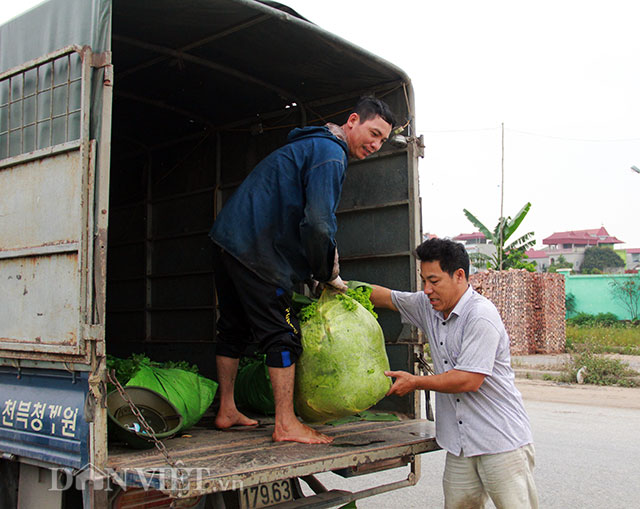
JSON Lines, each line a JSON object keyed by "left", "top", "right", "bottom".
{"left": 443, "top": 444, "right": 538, "bottom": 509}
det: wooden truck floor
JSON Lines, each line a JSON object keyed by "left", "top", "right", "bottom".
{"left": 107, "top": 418, "right": 439, "bottom": 499}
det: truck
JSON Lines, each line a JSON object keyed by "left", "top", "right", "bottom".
{"left": 0, "top": 1, "right": 438, "bottom": 507}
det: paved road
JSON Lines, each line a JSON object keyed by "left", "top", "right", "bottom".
{"left": 307, "top": 380, "right": 640, "bottom": 508}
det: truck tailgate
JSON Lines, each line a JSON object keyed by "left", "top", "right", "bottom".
{"left": 106, "top": 419, "right": 438, "bottom": 498}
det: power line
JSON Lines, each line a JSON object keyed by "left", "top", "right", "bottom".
{"left": 421, "top": 127, "right": 499, "bottom": 133}
{"left": 421, "top": 126, "right": 640, "bottom": 142}
{"left": 506, "top": 128, "right": 640, "bottom": 143}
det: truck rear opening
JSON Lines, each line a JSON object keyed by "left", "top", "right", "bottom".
{"left": 1, "top": 1, "right": 437, "bottom": 506}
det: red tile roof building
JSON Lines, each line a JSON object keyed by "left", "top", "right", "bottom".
{"left": 627, "top": 248, "right": 640, "bottom": 271}
{"left": 526, "top": 226, "right": 629, "bottom": 272}
{"left": 451, "top": 226, "right": 636, "bottom": 272}
{"left": 542, "top": 227, "right": 624, "bottom": 248}
{"left": 524, "top": 249, "right": 549, "bottom": 260}
{"left": 453, "top": 232, "right": 487, "bottom": 243}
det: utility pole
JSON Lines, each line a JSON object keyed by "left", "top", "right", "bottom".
{"left": 499, "top": 122, "right": 505, "bottom": 270}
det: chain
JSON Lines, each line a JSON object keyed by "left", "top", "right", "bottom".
{"left": 107, "top": 370, "right": 189, "bottom": 496}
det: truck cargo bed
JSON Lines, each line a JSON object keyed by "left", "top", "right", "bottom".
{"left": 107, "top": 418, "right": 438, "bottom": 498}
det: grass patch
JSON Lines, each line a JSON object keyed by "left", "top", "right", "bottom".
{"left": 555, "top": 350, "right": 639, "bottom": 387}
{"left": 566, "top": 325, "right": 640, "bottom": 355}
{"left": 567, "top": 312, "right": 620, "bottom": 327}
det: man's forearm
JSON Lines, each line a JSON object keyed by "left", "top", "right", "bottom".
{"left": 370, "top": 284, "right": 397, "bottom": 311}
{"left": 413, "top": 369, "right": 485, "bottom": 393}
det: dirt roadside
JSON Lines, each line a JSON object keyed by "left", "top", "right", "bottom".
{"left": 516, "top": 379, "right": 640, "bottom": 410}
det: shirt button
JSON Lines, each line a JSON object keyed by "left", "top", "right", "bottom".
{"left": 440, "top": 342, "right": 443, "bottom": 346}
{"left": 456, "top": 398, "right": 460, "bottom": 402}
{"left": 442, "top": 322, "right": 446, "bottom": 326}
{"left": 459, "top": 420, "right": 463, "bottom": 425}
{"left": 444, "top": 360, "right": 448, "bottom": 364}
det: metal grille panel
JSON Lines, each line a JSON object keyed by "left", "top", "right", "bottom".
{"left": 0, "top": 49, "right": 83, "bottom": 160}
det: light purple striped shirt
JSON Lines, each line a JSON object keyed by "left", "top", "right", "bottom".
{"left": 391, "top": 286, "right": 533, "bottom": 456}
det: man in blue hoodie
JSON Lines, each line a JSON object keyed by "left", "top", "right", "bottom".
{"left": 209, "top": 96, "right": 395, "bottom": 444}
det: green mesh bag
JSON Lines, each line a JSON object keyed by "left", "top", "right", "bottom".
{"left": 294, "top": 288, "right": 391, "bottom": 423}
{"left": 234, "top": 356, "right": 275, "bottom": 416}
{"left": 127, "top": 365, "right": 218, "bottom": 431}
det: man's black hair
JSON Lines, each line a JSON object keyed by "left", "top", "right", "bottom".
{"left": 353, "top": 96, "right": 396, "bottom": 128}
{"left": 415, "top": 238, "right": 470, "bottom": 280}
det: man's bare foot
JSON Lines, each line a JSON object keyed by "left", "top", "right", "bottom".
{"left": 272, "top": 420, "right": 333, "bottom": 444}
{"left": 215, "top": 409, "right": 259, "bottom": 429}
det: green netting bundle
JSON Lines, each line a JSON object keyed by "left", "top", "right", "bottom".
{"left": 127, "top": 365, "right": 218, "bottom": 431}
{"left": 234, "top": 356, "right": 275, "bottom": 415}
{"left": 294, "top": 287, "right": 391, "bottom": 423}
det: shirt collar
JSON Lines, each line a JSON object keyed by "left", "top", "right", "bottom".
{"left": 442, "top": 284, "right": 473, "bottom": 321}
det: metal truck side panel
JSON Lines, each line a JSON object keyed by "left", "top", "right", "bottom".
{"left": 0, "top": 367, "right": 90, "bottom": 468}
{"left": 0, "top": 150, "right": 83, "bottom": 353}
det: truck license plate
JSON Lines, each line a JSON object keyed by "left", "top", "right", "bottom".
{"left": 239, "top": 479, "right": 294, "bottom": 509}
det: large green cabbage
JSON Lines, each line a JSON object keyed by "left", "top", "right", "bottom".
{"left": 294, "top": 288, "right": 391, "bottom": 423}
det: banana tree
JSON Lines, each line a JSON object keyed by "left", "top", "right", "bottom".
{"left": 463, "top": 202, "right": 535, "bottom": 270}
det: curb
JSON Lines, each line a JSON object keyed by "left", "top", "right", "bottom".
{"left": 514, "top": 369, "right": 563, "bottom": 381}
{"left": 514, "top": 369, "right": 640, "bottom": 385}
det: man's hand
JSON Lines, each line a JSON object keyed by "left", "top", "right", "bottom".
{"left": 385, "top": 370, "right": 418, "bottom": 397}
{"left": 326, "top": 275, "right": 348, "bottom": 293}
{"left": 346, "top": 280, "right": 373, "bottom": 291}
{"left": 307, "top": 279, "right": 322, "bottom": 298}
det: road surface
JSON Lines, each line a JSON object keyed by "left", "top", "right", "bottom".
{"left": 306, "top": 380, "right": 640, "bottom": 508}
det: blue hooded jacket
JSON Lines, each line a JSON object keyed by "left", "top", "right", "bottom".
{"left": 210, "top": 125, "right": 349, "bottom": 291}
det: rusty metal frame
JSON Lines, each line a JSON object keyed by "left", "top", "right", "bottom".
{"left": 0, "top": 46, "right": 97, "bottom": 360}
{"left": 89, "top": 56, "right": 113, "bottom": 484}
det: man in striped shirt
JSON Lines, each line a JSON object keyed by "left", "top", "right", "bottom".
{"left": 371, "top": 238, "right": 538, "bottom": 508}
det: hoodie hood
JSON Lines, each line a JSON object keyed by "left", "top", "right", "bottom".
{"left": 287, "top": 125, "right": 348, "bottom": 157}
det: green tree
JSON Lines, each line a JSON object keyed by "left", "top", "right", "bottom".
{"left": 463, "top": 202, "right": 535, "bottom": 270}
{"left": 565, "top": 292, "right": 577, "bottom": 315}
{"left": 580, "top": 246, "right": 625, "bottom": 274}
{"left": 503, "top": 249, "right": 537, "bottom": 272}
{"left": 468, "top": 252, "right": 491, "bottom": 272}
{"left": 609, "top": 276, "right": 640, "bottom": 321}
{"left": 547, "top": 254, "right": 573, "bottom": 273}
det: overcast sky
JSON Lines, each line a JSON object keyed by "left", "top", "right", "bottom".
{"left": 3, "top": 1, "right": 639, "bottom": 249}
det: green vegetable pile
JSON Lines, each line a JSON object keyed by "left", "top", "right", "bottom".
{"left": 339, "top": 286, "right": 378, "bottom": 319}
{"left": 294, "top": 287, "right": 391, "bottom": 423}
{"left": 106, "top": 353, "right": 198, "bottom": 391}
{"left": 298, "top": 300, "right": 319, "bottom": 323}
{"left": 299, "top": 286, "right": 377, "bottom": 323}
